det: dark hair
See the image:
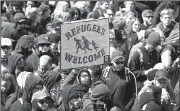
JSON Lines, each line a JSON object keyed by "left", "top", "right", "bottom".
{"left": 88, "top": 65, "right": 102, "bottom": 77}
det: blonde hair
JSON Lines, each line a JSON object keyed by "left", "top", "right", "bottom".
{"left": 160, "top": 8, "right": 174, "bottom": 17}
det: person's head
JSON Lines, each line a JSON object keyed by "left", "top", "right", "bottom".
{"left": 16, "top": 71, "right": 32, "bottom": 92}
{"left": 58, "top": 12, "right": 72, "bottom": 22}
{"left": 1, "top": 67, "right": 12, "bottom": 93}
{"left": 77, "top": 69, "right": 91, "bottom": 87}
{"left": 39, "top": 4, "right": 51, "bottom": 19}
{"left": 42, "top": 70, "right": 62, "bottom": 106}
{"left": 69, "top": 7, "right": 81, "bottom": 21}
{"left": 39, "top": 55, "right": 52, "bottom": 74}
{"left": 46, "top": 20, "right": 62, "bottom": 35}
{"left": 24, "top": 74, "right": 44, "bottom": 99}
{"left": 67, "top": 85, "right": 84, "bottom": 111}
{"left": 49, "top": 33, "right": 60, "bottom": 52}
{"left": 154, "top": 69, "right": 169, "bottom": 88}
{"left": 139, "top": 92, "right": 162, "bottom": 111}
{"left": 104, "top": 8, "right": 114, "bottom": 22}
{"left": 1, "top": 38, "right": 12, "bottom": 60}
{"left": 99, "top": 1, "right": 109, "bottom": 11}
{"left": 131, "top": 18, "right": 141, "bottom": 32}
{"left": 15, "top": 35, "right": 34, "bottom": 57}
{"left": 31, "top": 89, "right": 53, "bottom": 111}
{"left": 123, "top": 1, "right": 135, "bottom": 11}
{"left": 126, "top": 17, "right": 141, "bottom": 36}
{"left": 123, "top": 11, "right": 135, "bottom": 24}
{"left": 25, "top": 7, "right": 42, "bottom": 29}
{"left": 37, "top": 34, "right": 51, "bottom": 53}
{"left": 8, "top": 53, "right": 25, "bottom": 76}
{"left": 14, "top": 13, "right": 29, "bottom": 31}
{"left": 160, "top": 8, "right": 174, "bottom": 26}
{"left": 111, "top": 51, "right": 125, "bottom": 72}
{"left": 146, "top": 31, "right": 161, "bottom": 52}
{"left": 88, "top": 65, "right": 102, "bottom": 84}
{"left": 142, "top": 9, "right": 154, "bottom": 26}
{"left": 112, "top": 17, "right": 126, "bottom": 30}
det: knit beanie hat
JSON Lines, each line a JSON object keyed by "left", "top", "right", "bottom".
{"left": 139, "top": 92, "right": 155, "bottom": 108}
{"left": 110, "top": 50, "right": 124, "bottom": 61}
{"left": 145, "top": 102, "right": 162, "bottom": 111}
{"left": 90, "top": 81, "right": 110, "bottom": 101}
{"left": 147, "top": 32, "right": 161, "bottom": 46}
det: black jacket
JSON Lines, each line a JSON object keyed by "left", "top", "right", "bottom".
{"left": 129, "top": 45, "right": 160, "bottom": 81}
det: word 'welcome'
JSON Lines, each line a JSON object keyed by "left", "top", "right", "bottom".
{"left": 65, "top": 48, "right": 105, "bottom": 64}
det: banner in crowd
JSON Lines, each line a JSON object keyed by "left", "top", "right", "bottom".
{"left": 61, "top": 18, "right": 109, "bottom": 69}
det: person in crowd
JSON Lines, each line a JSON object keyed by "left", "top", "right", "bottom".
{"left": 128, "top": 31, "right": 161, "bottom": 92}
{"left": 104, "top": 8, "right": 114, "bottom": 24}
{"left": 81, "top": 65, "right": 110, "bottom": 111}
{"left": 49, "top": 33, "right": 60, "bottom": 62}
{"left": 14, "top": 35, "right": 34, "bottom": 58}
{"left": 155, "top": 8, "right": 178, "bottom": 38}
{"left": 43, "top": 70, "right": 62, "bottom": 107}
{"left": 62, "top": 69, "right": 91, "bottom": 111}
{"left": 31, "top": 89, "right": 55, "bottom": 111}
{"left": 26, "top": 34, "right": 57, "bottom": 72}
{"left": 120, "top": 1, "right": 141, "bottom": 20}
{"left": 1, "top": 13, "right": 30, "bottom": 50}
{"left": 1, "top": 67, "right": 16, "bottom": 109}
{"left": 9, "top": 74, "right": 44, "bottom": 111}
{"left": 68, "top": 7, "right": 81, "bottom": 21}
{"left": 34, "top": 55, "right": 53, "bottom": 77}
{"left": 1, "top": 38, "right": 12, "bottom": 69}
{"left": 102, "top": 50, "right": 132, "bottom": 111}
{"left": 25, "top": 7, "right": 44, "bottom": 36}
{"left": 39, "top": 4, "right": 51, "bottom": 33}
{"left": 141, "top": 9, "right": 154, "bottom": 30}
{"left": 124, "top": 29, "right": 146, "bottom": 66}
{"left": 125, "top": 17, "right": 141, "bottom": 37}
{"left": 8, "top": 52, "right": 25, "bottom": 77}
{"left": 139, "top": 92, "right": 162, "bottom": 111}
{"left": 7, "top": 1, "right": 25, "bottom": 23}
{"left": 152, "top": 1, "right": 179, "bottom": 27}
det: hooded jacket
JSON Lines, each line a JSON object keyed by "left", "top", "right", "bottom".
{"left": 25, "top": 50, "right": 58, "bottom": 72}
{"left": 129, "top": 45, "right": 160, "bottom": 81}
{"left": 43, "top": 70, "right": 62, "bottom": 92}
{"left": 9, "top": 74, "right": 43, "bottom": 111}
{"left": 14, "top": 35, "right": 34, "bottom": 57}
{"left": 8, "top": 53, "right": 25, "bottom": 76}
{"left": 62, "top": 84, "right": 89, "bottom": 111}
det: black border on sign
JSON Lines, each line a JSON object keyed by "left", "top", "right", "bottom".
{"left": 60, "top": 18, "right": 110, "bottom": 70}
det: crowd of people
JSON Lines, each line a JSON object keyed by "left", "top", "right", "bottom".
{"left": 1, "top": 1, "right": 180, "bottom": 111}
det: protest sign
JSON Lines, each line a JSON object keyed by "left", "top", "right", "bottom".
{"left": 61, "top": 18, "right": 109, "bottom": 69}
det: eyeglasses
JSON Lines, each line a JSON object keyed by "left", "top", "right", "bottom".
{"left": 37, "top": 99, "right": 48, "bottom": 104}
{"left": 1, "top": 46, "right": 10, "bottom": 50}
{"left": 145, "top": 16, "right": 154, "bottom": 18}
{"left": 39, "top": 44, "right": 50, "bottom": 47}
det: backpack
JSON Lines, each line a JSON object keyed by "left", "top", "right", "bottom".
{"left": 127, "top": 42, "right": 144, "bottom": 69}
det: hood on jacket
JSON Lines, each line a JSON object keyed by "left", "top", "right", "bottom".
{"left": 42, "top": 70, "right": 62, "bottom": 92}
{"left": 62, "top": 84, "right": 89, "bottom": 111}
{"left": 8, "top": 53, "right": 24, "bottom": 75}
{"left": 14, "top": 35, "right": 34, "bottom": 57}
